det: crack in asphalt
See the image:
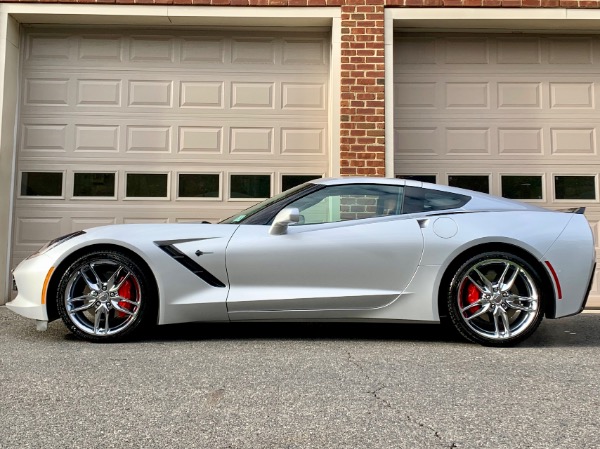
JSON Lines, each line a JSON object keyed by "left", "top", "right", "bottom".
{"left": 347, "top": 352, "right": 459, "bottom": 449}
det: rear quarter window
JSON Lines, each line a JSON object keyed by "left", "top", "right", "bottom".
{"left": 403, "top": 186, "right": 470, "bottom": 214}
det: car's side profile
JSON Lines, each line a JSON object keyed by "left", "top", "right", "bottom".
{"left": 7, "top": 177, "right": 596, "bottom": 346}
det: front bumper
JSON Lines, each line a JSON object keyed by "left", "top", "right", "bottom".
{"left": 5, "top": 254, "right": 54, "bottom": 322}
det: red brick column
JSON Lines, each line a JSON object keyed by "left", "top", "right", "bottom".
{"left": 340, "top": 0, "right": 386, "bottom": 177}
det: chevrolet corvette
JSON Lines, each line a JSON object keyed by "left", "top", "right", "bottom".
{"left": 7, "top": 177, "right": 596, "bottom": 346}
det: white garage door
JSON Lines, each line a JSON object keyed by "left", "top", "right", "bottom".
{"left": 394, "top": 33, "right": 600, "bottom": 307}
{"left": 12, "top": 28, "right": 330, "bottom": 266}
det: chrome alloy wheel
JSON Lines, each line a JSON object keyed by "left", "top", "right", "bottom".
{"left": 64, "top": 259, "right": 142, "bottom": 337}
{"left": 457, "top": 258, "right": 540, "bottom": 341}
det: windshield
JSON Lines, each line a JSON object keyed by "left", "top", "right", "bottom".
{"left": 219, "top": 182, "right": 316, "bottom": 224}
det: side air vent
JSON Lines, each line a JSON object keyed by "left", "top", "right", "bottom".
{"left": 157, "top": 244, "right": 226, "bottom": 288}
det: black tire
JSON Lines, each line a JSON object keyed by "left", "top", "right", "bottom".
{"left": 446, "top": 251, "right": 545, "bottom": 347}
{"left": 56, "top": 249, "right": 156, "bottom": 342}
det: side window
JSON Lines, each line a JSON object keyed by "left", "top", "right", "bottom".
{"left": 403, "top": 186, "right": 470, "bottom": 214}
{"left": 286, "top": 184, "right": 404, "bottom": 225}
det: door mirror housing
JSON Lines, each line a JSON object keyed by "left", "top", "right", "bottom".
{"left": 269, "top": 207, "right": 300, "bottom": 235}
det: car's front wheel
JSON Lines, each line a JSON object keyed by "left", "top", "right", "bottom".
{"left": 56, "top": 249, "right": 155, "bottom": 342}
{"left": 447, "top": 251, "right": 545, "bottom": 346}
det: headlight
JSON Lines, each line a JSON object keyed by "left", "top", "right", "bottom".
{"left": 27, "top": 231, "right": 86, "bottom": 260}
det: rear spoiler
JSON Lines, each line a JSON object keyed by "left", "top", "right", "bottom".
{"left": 558, "top": 207, "right": 586, "bottom": 214}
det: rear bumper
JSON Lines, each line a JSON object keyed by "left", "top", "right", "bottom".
{"left": 542, "top": 214, "right": 596, "bottom": 318}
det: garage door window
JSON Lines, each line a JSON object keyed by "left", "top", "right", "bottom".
{"left": 20, "top": 172, "right": 63, "bottom": 197}
{"left": 282, "top": 175, "right": 322, "bottom": 192}
{"left": 230, "top": 174, "right": 271, "bottom": 199}
{"left": 501, "top": 175, "right": 543, "bottom": 200}
{"left": 126, "top": 173, "right": 169, "bottom": 199}
{"left": 555, "top": 176, "right": 596, "bottom": 200}
{"left": 397, "top": 175, "right": 437, "bottom": 184}
{"left": 178, "top": 174, "right": 220, "bottom": 199}
{"left": 448, "top": 175, "right": 490, "bottom": 194}
{"left": 73, "top": 173, "right": 116, "bottom": 198}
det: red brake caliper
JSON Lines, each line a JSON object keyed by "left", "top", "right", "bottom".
{"left": 115, "top": 279, "right": 133, "bottom": 319}
{"left": 466, "top": 282, "right": 481, "bottom": 313}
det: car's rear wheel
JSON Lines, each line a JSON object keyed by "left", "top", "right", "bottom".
{"left": 447, "top": 251, "right": 545, "bottom": 346}
{"left": 56, "top": 250, "right": 155, "bottom": 342}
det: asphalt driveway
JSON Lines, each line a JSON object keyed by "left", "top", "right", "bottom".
{"left": 1, "top": 306, "right": 599, "bottom": 449}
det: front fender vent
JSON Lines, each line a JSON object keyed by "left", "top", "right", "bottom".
{"left": 157, "top": 244, "right": 226, "bottom": 288}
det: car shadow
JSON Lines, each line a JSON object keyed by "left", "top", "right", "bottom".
{"left": 145, "top": 321, "right": 465, "bottom": 344}
{"left": 141, "top": 313, "right": 600, "bottom": 348}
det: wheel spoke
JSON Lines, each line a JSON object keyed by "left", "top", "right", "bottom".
{"left": 107, "top": 265, "right": 126, "bottom": 290}
{"left": 113, "top": 272, "right": 131, "bottom": 291}
{"left": 506, "top": 296, "right": 536, "bottom": 312}
{"left": 80, "top": 267, "right": 100, "bottom": 292}
{"left": 501, "top": 266, "right": 521, "bottom": 292}
{"left": 497, "top": 263, "right": 511, "bottom": 287}
{"left": 465, "top": 304, "right": 491, "bottom": 321}
{"left": 472, "top": 268, "right": 493, "bottom": 293}
{"left": 499, "top": 308, "right": 511, "bottom": 338}
{"left": 114, "top": 297, "right": 140, "bottom": 307}
{"left": 68, "top": 295, "right": 96, "bottom": 313}
{"left": 112, "top": 302, "right": 135, "bottom": 316}
{"left": 492, "top": 311, "right": 501, "bottom": 338}
{"left": 93, "top": 305, "right": 110, "bottom": 335}
{"left": 460, "top": 299, "right": 485, "bottom": 313}
{"left": 89, "top": 264, "right": 103, "bottom": 285}
{"left": 466, "top": 276, "right": 486, "bottom": 295}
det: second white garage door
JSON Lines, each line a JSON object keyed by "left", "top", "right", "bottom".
{"left": 12, "top": 27, "right": 330, "bottom": 266}
{"left": 394, "top": 33, "right": 600, "bottom": 307}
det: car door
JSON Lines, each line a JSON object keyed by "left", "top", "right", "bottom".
{"left": 224, "top": 183, "right": 424, "bottom": 319}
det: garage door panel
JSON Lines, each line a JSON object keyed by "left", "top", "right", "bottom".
{"left": 25, "top": 30, "right": 329, "bottom": 72}
{"left": 394, "top": 120, "right": 600, "bottom": 161}
{"left": 395, "top": 79, "right": 599, "bottom": 116}
{"left": 18, "top": 117, "right": 328, "bottom": 158}
{"left": 395, "top": 34, "right": 600, "bottom": 74}
{"left": 22, "top": 76, "right": 328, "bottom": 116}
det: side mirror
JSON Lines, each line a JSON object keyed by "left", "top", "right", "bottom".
{"left": 269, "top": 207, "right": 300, "bottom": 235}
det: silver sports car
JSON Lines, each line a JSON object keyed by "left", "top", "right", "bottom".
{"left": 7, "top": 177, "right": 596, "bottom": 346}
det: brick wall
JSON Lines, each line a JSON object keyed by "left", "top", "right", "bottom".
{"left": 340, "top": 1, "right": 385, "bottom": 177}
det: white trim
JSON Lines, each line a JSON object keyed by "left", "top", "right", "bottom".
{"left": 384, "top": 11, "right": 394, "bottom": 178}
{"left": 1, "top": 4, "right": 339, "bottom": 27}
{"left": 387, "top": 8, "right": 568, "bottom": 21}
{"left": 330, "top": 16, "right": 341, "bottom": 178}
{"left": 387, "top": 8, "right": 600, "bottom": 33}
{"left": 0, "top": 13, "right": 20, "bottom": 304}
